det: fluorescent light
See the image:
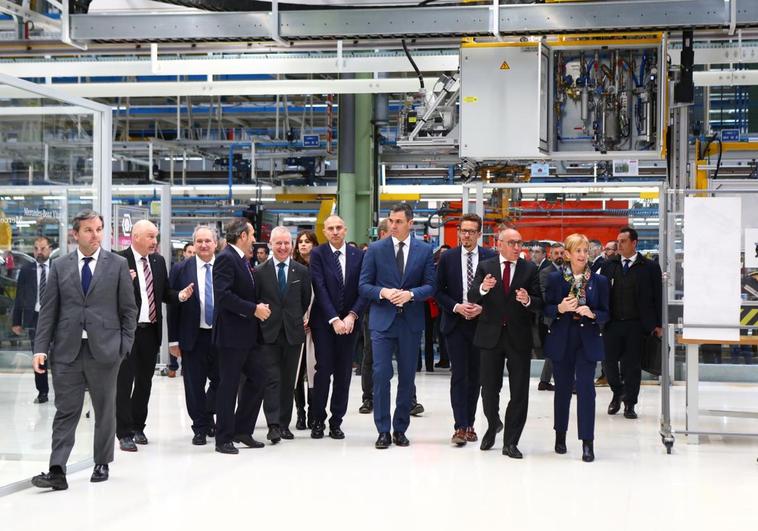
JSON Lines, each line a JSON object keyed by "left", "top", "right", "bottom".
{"left": 42, "top": 195, "right": 66, "bottom": 200}
{"left": 12, "top": 196, "right": 24, "bottom": 200}
{"left": 282, "top": 217, "right": 317, "bottom": 223}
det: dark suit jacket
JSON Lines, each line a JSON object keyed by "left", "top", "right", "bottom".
{"left": 435, "top": 245, "right": 497, "bottom": 336}
{"left": 254, "top": 258, "right": 312, "bottom": 345}
{"left": 117, "top": 247, "right": 178, "bottom": 345}
{"left": 543, "top": 271, "right": 610, "bottom": 362}
{"left": 167, "top": 257, "right": 206, "bottom": 352}
{"left": 590, "top": 255, "right": 606, "bottom": 273}
{"left": 358, "top": 236, "right": 436, "bottom": 333}
{"left": 309, "top": 243, "right": 367, "bottom": 330}
{"left": 12, "top": 261, "right": 41, "bottom": 328}
{"left": 468, "top": 256, "right": 542, "bottom": 352}
{"left": 212, "top": 245, "right": 259, "bottom": 350}
{"left": 599, "top": 252, "right": 662, "bottom": 334}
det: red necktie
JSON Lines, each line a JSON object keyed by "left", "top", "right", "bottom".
{"left": 502, "top": 261, "right": 511, "bottom": 296}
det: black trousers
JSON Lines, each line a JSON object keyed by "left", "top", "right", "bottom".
{"left": 480, "top": 327, "right": 531, "bottom": 447}
{"left": 603, "top": 319, "right": 644, "bottom": 405}
{"left": 445, "top": 320, "right": 481, "bottom": 430}
{"left": 260, "top": 329, "right": 303, "bottom": 429}
{"left": 116, "top": 323, "right": 160, "bottom": 438}
{"left": 28, "top": 316, "right": 49, "bottom": 394}
{"left": 215, "top": 345, "right": 264, "bottom": 444}
{"left": 311, "top": 325, "right": 359, "bottom": 428}
{"left": 537, "top": 321, "right": 553, "bottom": 384}
{"left": 181, "top": 329, "right": 219, "bottom": 436}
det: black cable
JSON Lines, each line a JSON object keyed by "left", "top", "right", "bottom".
{"left": 713, "top": 138, "right": 723, "bottom": 179}
{"left": 402, "top": 39, "right": 425, "bottom": 90}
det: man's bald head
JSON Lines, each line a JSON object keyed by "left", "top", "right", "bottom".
{"left": 131, "top": 219, "right": 159, "bottom": 256}
{"left": 323, "top": 215, "right": 348, "bottom": 248}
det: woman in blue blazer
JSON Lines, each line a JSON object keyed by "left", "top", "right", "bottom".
{"left": 543, "top": 233, "right": 610, "bottom": 462}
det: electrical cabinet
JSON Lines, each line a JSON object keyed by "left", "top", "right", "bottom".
{"left": 460, "top": 36, "right": 667, "bottom": 161}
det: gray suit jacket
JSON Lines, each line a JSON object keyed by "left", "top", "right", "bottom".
{"left": 34, "top": 249, "right": 138, "bottom": 364}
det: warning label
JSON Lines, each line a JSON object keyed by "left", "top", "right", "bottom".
{"left": 500, "top": 61, "right": 510, "bottom": 70}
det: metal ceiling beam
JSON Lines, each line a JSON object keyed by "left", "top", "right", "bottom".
{"left": 70, "top": 1, "right": 758, "bottom": 42}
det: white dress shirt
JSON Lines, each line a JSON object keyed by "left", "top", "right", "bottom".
{"left": 229, "top": 243, "right": 246, "bottom": 259}
{"left": 34, "top": 259, "right": 50, "bottom": 312}
{"left": 196, "top": 255, "right": 215, "bottom": 330}
{"left": 77, "top": 247, "right": 101, "bottom": 339}
{"left": 391, "top": 234, "right": 412, "bottom": 274}
{"left": 621, "top": 253, "right": 638, "bottom": 268}
{"left": 130, "top": 246, "right": 152, "bottom": 324}
{"left": 272, "top": 256, "right": 291, "bottom": 283}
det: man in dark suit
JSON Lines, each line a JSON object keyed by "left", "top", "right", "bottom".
{"left": 436, "top": 214, "right": 496, "bottom": 446}
{"left": 254, "top": 226, "right": 312, "bottom": 443}
{"left": 31, "top": 210, "right": 137, "bottom": 490}
{"left": 115, "top": 219, "right": 189, "bottom": 452}
{"left": 309, "top": 215, "right": 367, "bottom": 440}
{"left": 168, "top": 225, "right": 221, "bottom": 445}
{"left": 600, "top": 226, "right": 662, "bottom": 419}
{"left": 359, "top": 203, "right": 436, "bottom": 449}
{"left": 213, "top": 218, "right": 270, "bottom": 454}
{"left": 12, "top": 236, "right": 53, "bottom": 403}
{"left": 469, "top": 227, "right": 542, "bottom": 458}
{"left": 537, "top": 243, "right": 564, "bottom": 391}
{"left": 589, "top": 239, "right": 604, "bottom": 273}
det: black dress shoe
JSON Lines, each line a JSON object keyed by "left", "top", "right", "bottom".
{"left": 233, "top": 433, "right": 265, "bottom": 448}
{"left": 133, "top": 431, "right": 148, "bottom": 445}
{"left": 623, "top": 404, "right": 638, "bottom": 419}
{"left": 480, "top": 421, "right": 504, "bottom": 451}
{"left": 295, "top": 412, "right": 307, "bottom": 431}
{"left": 267, "top": 425, "right": 282, "bottom": 444}
{"left": 582, "top": 440, "right": 595, "bottom": 462}
{"left": 555, "top": 431, "right": 567, "bottom": 455}
{"left": 280, "top": 427, "right": 294, "bottom": 440}
{"left": 215, "top": 442, "right": 239, "bottom": 454}
{"left": 502, "top": 444, "right": 523, "bottom": 459}
{"left": 207, "top": 419, "right": 216, "bottom": 438}
{"left": 192, "top": 433, "right": 207, "bottom": 446}
{"left": 32, "top": 469, "right": 68, "bottom": 490}
{"left": 375, "top": 432, "right": 392, "bottom": 449}
{"left": 358, "top": 399, "right": 373, "bottom": 414}
{"left": 329, "top": 427, "right": 345, "bottom": 440}
{"left": 410, "top": 402, "right": 425, "bottom": 417}
{"left": 90, "top": 464, "right": 109, "bottom": 483}
{"left": 392, "top": 431, "right": 410, "bottom": 447}
{"left": 34, "top": 393, "right": 49, "bottom": 404}
{"left": 119, "top": 436, "right": 137, "bottom": 452}
{"left": 537, "top": 381, "right": 555, "bottom": 391}
{"left": 311, "top": 421, "right": 325, "bottom": 439}
{"left": 607, "top": 396, "right": 622, "bottom": 415}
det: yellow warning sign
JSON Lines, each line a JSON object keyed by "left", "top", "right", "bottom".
{"left": 500, "top": 61, "right": 511, "bottom": 70}
{"left": 463, "top": 96, "right": 478, "bottom": 103}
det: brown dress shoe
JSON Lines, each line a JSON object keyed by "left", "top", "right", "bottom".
{"left": 167, "top": 370, "right": 176, "bottom": 378}
{"left": 465, "top": 426, "right": 478, "bottom": 442}
{"left": 451, "top": 429, "right": 467, "bottom": 446}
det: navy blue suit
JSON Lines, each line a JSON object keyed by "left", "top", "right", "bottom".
{"left": 12, "top": 261, "right": 48, "bottom": 395}
{"left": 168, "top": 257, "right": 220, "bottom": 437}
{"left": 435, "top": 246, "right": 496, "bottom": 431}
{"left": 359, "top": 236, "right": 436, "bottom": 434}
{"left": 543, "top": 270, "right": 609, "bottom": 441}
{"left": 212, "top": 245, "right": 264, "bottom": 444}
{"left": 309, "top": 243, "right": 368, "bottom": 429}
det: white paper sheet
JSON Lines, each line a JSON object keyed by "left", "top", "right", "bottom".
{"left": 683, "top": 197, "right": 741, "bottom": 341}
{"left": 745, "top": 228, "right": 758, "bottom": 269}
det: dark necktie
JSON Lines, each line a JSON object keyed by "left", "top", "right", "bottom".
{"left": 334, "top": 250, "right": 344, "bottom": 286}
{"left": 141, "top": 256, "right": 157, "bottom": 323}
{"left": 38, "top": 263, "right": 47, "bottom": 304}
{"left": 502, "top": 261, "right": 511, "bottom": 296}
{"left": 466, "top": 251, "right": 474, "bottom": 292}
{"left": 277, "top": 262, "right": 287, "bottom": 296}
{"left": 396, "top": 241, "right": 405, "bottom": 277}
{"left": 204, "top": 262, "right": 214, "bottom": 326}
{"left": 81, "top": 257, "right": 93, "bottom": 295}
{"left": 623, "top": 259, "right": 630, "bottom": 274}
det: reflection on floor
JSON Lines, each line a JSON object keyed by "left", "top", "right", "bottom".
{"left": 2, "top": 371, "right": 758, "bottom": 530}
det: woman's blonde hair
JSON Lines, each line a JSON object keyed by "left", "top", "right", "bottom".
{"left": 564, "top": 233, "right": 590, "bottom": 253}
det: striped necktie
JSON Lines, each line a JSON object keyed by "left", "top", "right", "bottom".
{"left": 141, "top": 256, "right": 157, "bottom": 323}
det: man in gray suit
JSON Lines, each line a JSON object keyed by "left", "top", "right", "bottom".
{"left": 31, "top": 210, "right": 137, "bottom": 490}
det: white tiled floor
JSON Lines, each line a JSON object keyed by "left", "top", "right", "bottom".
{"left": 2, "top": 370, "right": 758, "bottom": 530}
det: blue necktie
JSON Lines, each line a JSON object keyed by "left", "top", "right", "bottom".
{"left": 277, "top": 262, "right": 287, "bottom": 296}
{"left": 81, "top": 256, "right": 93, "bottom": 294}
{"left": 623, "top": 259, "right": 630, "bottom": 274}
{"left": 204, "top": 262, "right": 214, "bottom": 326}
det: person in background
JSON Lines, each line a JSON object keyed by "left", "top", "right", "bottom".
{"left": 603, "top": 241, "right": 618, "bottom": 261}
{"left": 255, "top": 244, "right": 270, "bottom": 266}
{"left": 216, "top": 238, "right": 227, "bottom": 254}
{"left": 293, "top": 229, "right": 319, "bottom": 431}
{"left": 430, "top": 244, "right": 451, "bottom": 370}
{"left": 348, "top": 241, "right": 358, "bottom": 248}
{"left": 589, "top": 239, "right": 604, "bottom": 273}
{"left": 183, "top": 243, "right": 196, "bottom": 259}
{"left": 12, "top": 236, "right": 54, "bottom": 404}
{"left": 165, "top": 243, "right": 197, "bottom": 377}
{"left": 537, "top": 243, "right": 565, "bottom": 391}
{"left": 543, "top": 233, "right": 609, "bottom": 463}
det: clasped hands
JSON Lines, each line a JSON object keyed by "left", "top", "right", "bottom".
{"left": 557, "top": 296, "right": 595, "bottom": 319}
{"left": 331, "top": 313, "right": 356, "bottom": 335}
{"left": 380, "top": 288, "right": 413, "bottom": 308}
{"left": 455, "top": 302, "right": 483, "bottom": 320}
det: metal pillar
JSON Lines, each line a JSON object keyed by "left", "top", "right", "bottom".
{"left": 337, "top": 78, "right": 356, "bottom": 243}
{"left": 159, "top": 184, "right": 172, "bottom": 366}
{"left": 353, "top": 74, "right": 374, "bottom": 244}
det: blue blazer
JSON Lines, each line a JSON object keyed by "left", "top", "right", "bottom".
{"left": 212, "top": 245, "right": 259, "bottom": 350}
{"left": 435, "top": 245, "right": 497, "bottom": 336}
{"left": 358, "top": 236, "right": 436, "bottom": 333}
{"left": 309, "top": 243, "right": 368, "bottom": 330}
{"left": 167, "top": 257, "right": 205, "bottom": 352}
{"left": 543, "top": 270, "right": 610, "bottom": 362}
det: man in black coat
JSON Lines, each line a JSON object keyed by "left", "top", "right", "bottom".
{"left": 253, "top": 226, "right": 312, "bottom": 443}
{"left": 469, "top": 227, "right": 542, "bottom": 458}
{"left": 600, "top": 226, "right": 662, "bottom": 419}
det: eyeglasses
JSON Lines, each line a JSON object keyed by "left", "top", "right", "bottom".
{"left": 459, "top": 229, "right": 480, "bottom": 235}
{"left": 498, "top": 239, "right": 524, "bottom": 248}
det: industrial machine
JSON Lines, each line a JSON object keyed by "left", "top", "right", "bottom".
{"left": 396, "top": 72, "right": 460, "bottom": 150}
